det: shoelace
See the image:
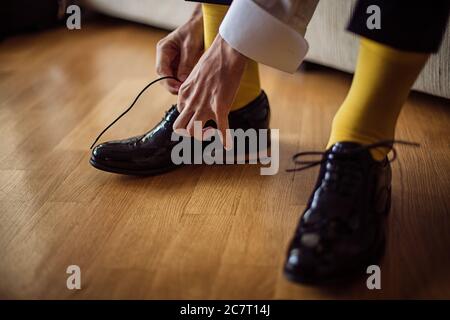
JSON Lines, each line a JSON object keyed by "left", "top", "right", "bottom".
{"left": 286, "top": 140, "right": 420, "bottom": 172}
{"left": 90, "top": 76, "right": 180, "bottom": 149}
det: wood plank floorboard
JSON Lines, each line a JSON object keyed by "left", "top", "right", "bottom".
{"left": 0, "top": 20, "right": 449, "bottom": 299}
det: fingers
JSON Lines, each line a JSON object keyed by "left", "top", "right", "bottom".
{"left": 173, "top": 110, "right": 206, "bottom": 141}
{"left": 175, "top": 109, "right": 224, "bottom": 144}
{"left": 177, "top": 44, "right": 198, "bottom": 83}
{"left": 174, "top": 75, "right": 231, "bottom": 149}
{"left": 186, "top": 112, "right": 203, "bottom": 141}
{"left": 156, "top": 39, "right": 181, "bottom": 94}
{"left": 164, "top": 79, "right": 182, "bottom": 95}
{"left": 175, "top": 81, "right": 190, "bottom": 113}
{"left": 215, "top": 111, "right": 232, "bottom": 150}
{"left": 202, "top": 127, "right": 216, "bottom": 141}
{"left": 173, "top": 108, "right": 194, "bottom": 136}
{"left": 174, "top": 102, "right": 212, "bottom": 141}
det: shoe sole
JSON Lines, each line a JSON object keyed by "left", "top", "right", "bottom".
{"left": 89, "top": 147, "right": 271, "bottom": 176}
{"left": 89, "top": 158, "right": 180, "bottom": 176}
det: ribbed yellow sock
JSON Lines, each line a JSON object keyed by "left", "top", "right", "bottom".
{"left": 202, "top": 3, "right": 261, "bottom": 111}
{"left": 327, "top": 38, "right": 429, "bottom": 160}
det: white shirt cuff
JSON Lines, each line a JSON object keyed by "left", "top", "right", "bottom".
{"left": 219, "top": 0, "right": 309, "bottom": 73}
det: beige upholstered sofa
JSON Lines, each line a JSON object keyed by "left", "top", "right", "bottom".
{"left": 86, "top": 0, "right": 450, "bottom": 99}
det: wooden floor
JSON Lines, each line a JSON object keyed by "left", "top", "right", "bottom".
{"left": 1, "top": 20, "right": 449, "bottom": 299}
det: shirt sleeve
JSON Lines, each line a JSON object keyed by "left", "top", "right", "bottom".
{"left": 219, "top": 0, "right": 319, "bottom": 73}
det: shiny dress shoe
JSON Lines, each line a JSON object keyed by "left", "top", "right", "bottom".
{"left": 284, "top": 142, "right": 394, "bottom": 285}
{"left": 90, "top": 91, "right": 270, "bottom": 175}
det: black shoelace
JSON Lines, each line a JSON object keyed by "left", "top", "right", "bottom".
{"left": 286, "top": 140, "right": 420, "bottom": 172}
{"left": 90, "top": 76, "right": 180, "bottom": 149}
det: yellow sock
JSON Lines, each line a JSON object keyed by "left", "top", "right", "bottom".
{"left": 202, "top": 3, "right": 261, "bottom": 111}
{"left": 327, "top": 37, "right": 429, "bottom": 160}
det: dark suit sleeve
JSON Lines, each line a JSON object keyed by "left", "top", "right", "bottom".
{"left": 348, "top": 0, "right": 450, "bottom": 53}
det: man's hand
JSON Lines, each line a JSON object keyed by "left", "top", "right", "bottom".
{"left": 156, "top": 5, "right": 204, "bottom": 94}
{"left": 173, "top": 34, "right": 247, "bottom": 150}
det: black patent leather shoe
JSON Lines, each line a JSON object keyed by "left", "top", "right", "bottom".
{"left": 284, "top": 142, "right": 394, "bottom": 285}
{"left": 90, "top": 91, "right": 270, "bottom": 175}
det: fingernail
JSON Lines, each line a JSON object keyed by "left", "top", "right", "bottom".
{"left": 224, "top": 139, "right": 233, "bottom": 151}
{"left": 203, "top": 128, "right": 215, "bottom": 140}
{"left": 173, "top": 128, "right": 182, "bottom": 135}
{"left": 226, "top": 133, "right": 233, "bottom": 150}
